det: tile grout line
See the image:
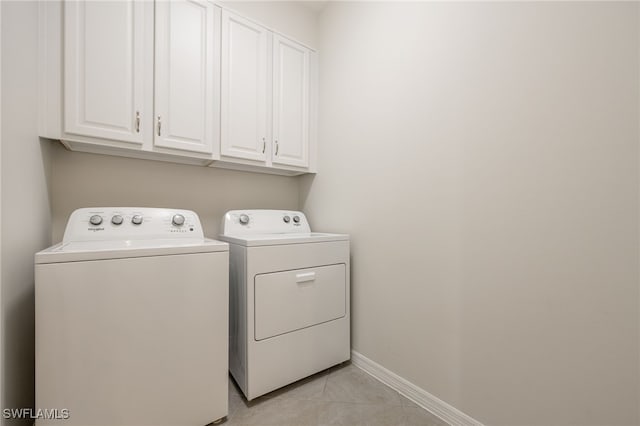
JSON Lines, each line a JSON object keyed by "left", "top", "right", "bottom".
{"left": 321, "top": 370, "right": 329, "bottom": 396}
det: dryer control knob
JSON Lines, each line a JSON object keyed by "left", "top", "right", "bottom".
{"left": 89, "top": 215, "right": 103, "bottom": 226}
{"left": 111, "top": 215, "right": 124, "bottom": 225}
{"left": 293, "top": 215, "right": 300, "bottom": 223}
{"left": 131, "top": 215, "right": 143, "bottom": 225}
{"left": 239, "top": 214, "right": 250, "bottom": 225}
{"left": 172, "top": 214, "right": 185, "bottom": 226}
{"left": 283, "top": 215, "right": 291, "bottom": 223}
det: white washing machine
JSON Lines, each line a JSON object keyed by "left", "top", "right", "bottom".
{"left": 35, "top": 207, "right": 229, "bottom": 426}
{"left": 219, "top": 210, "right": 350, "bottom": 400}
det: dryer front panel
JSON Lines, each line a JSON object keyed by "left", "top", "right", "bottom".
{"left": 239, "top": 240, "right": 351, "bottom": 400}
{"left": 254, "top": 264, "right": 346, "bottom": 341}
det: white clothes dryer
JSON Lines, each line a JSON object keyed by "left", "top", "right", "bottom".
{"left": 220, "top": 210, "right": 350, "bottom": 400}
{"left": 35, "top": 207, "right": 229, "bottom": 426}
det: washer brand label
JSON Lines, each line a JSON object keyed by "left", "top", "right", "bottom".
{"left": 88, "top": 227, "right": 104, "bottom": 232}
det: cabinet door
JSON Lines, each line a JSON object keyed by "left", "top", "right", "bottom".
{"left": 272, "top": 35, "right": 310, "bottom": 168}
{"left": 154, "top": 1, "right": 219, "bottom": 155}
{"left": 64, "top": 1, "right": 148, "bottom": 144}
{"left": 220, "top": 11, "right": 268, "bottom": 162}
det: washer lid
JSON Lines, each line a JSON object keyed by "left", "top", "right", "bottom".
{"left": 35, "top": 238, "right": 228, "bottom": 264}
{"left": 218, "top": 232, "right": 348, "bottom": 247}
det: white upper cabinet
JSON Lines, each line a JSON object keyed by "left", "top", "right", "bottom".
{"left": 64, "top": 1, "right": 149, "bottom": 145}
{"left": 40, "top": 1, "right": 316, "bottom": 174}
{"left": 220, "top": 11, "right": 268, "bottom": 162}
{"left": 154, "top": 0, "right": 220, "bottom": 155}
{"left": 272, "top": 35, "right": 310, "bottom": 168}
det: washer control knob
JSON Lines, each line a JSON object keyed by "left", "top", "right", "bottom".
{"left": 239, "top": 214, "right": 250, "bottom": 225}
{"left": 293, "top": 215, "right": 300, "bottom": 223}
{"left": 131, "top": 215, "right": 143, "bottom": 225}
{"left": 89, "top": 215, "right": 103, "bottom": 226}
{"left": 283, "top": 215, "right": 291, "bottom": 223}
{"left": 111, "top": 215, "right": 124, "bottom": 225}
{"left": 172, "top": 214, "right": 185, "bottom": 226}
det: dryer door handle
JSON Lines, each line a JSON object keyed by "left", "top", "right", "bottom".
{"left": 296, "top": 272, "right": 316, "bottom": 283}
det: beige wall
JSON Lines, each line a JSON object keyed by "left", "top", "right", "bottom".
{"left": 220, "top": 1, "right": 318, "bottom": 48}
{"left": 50, "top": 145, "right": 298, "bottom": 242}
{"left": 1, "top": 2, "right": 52, "bottom": 424}
{"left": 300, "top": 2, "right": 640, "bottom": 425}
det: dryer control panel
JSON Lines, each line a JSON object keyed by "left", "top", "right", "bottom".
{"left": 62, "top": 207, "right": 204, "bottom": 243}
{"left": 222, "top": 210, "right": 312, "bottom": 236}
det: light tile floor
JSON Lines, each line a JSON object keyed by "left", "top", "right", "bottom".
{"left": 223, "top": 363, "right": 449, "bottom": 426}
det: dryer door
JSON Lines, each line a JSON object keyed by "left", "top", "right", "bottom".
{"left": 254, "top": 264, "right": 346, "bottom": 341}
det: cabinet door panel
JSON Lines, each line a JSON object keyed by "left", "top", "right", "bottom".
{"left": 272, "top": 35, "right": 309, "bottom": 168}
{"left": 154, "top": 0, "right": 219, "bottom": 154}
{"left": 220, "top": 11, "right": 268, "bottom": 162}
{"left": 64, "top": 1, "right": 146, "bottom": 144}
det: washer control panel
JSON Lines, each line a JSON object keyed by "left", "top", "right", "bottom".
{"left": 221, "top": 210, "right": 311, "bottom": 236}
{"left": 62, "top": 207, "right": 205, "bottom": 243}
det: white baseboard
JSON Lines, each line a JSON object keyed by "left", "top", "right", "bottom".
{"left": 350, "top": 350, "right": 483, "bottom": 426}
